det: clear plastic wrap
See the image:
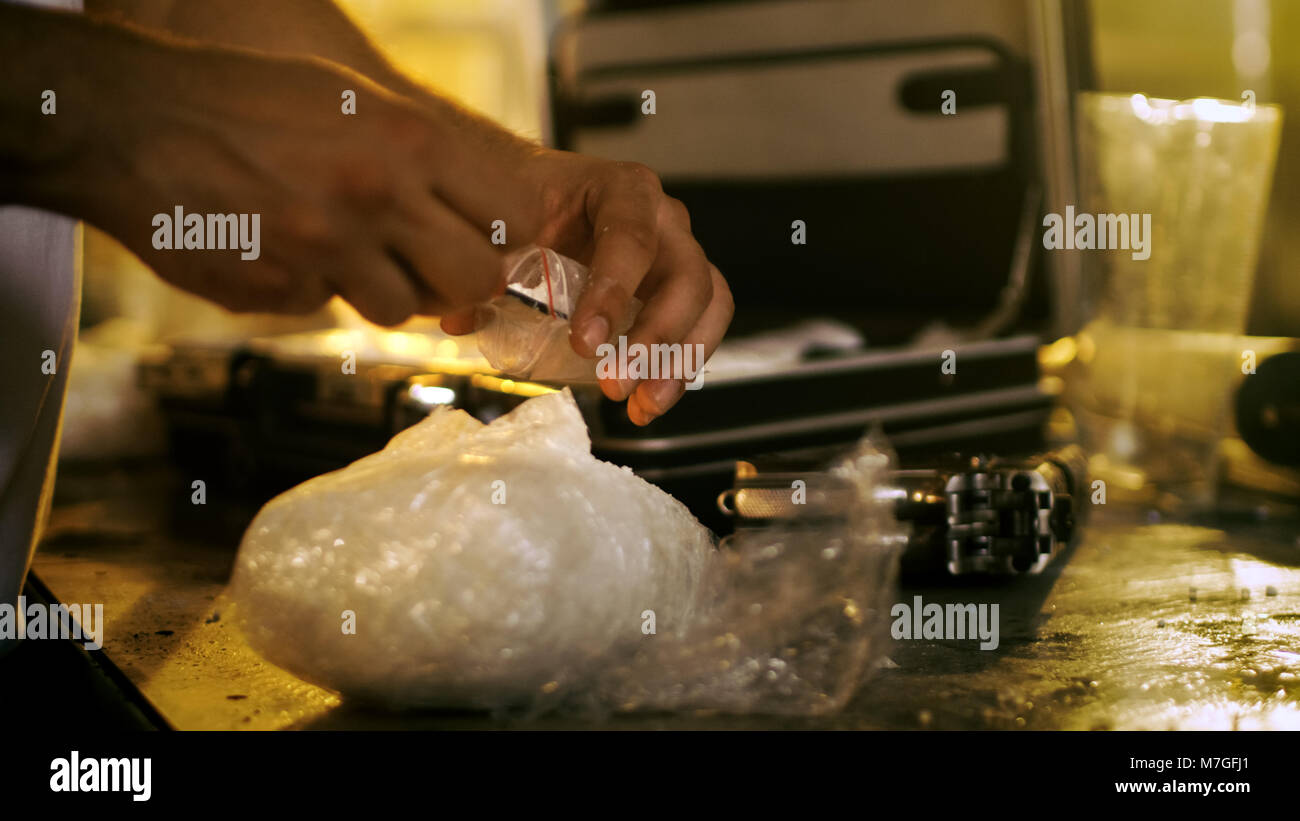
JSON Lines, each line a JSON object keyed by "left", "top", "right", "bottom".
{"left": 591, "top": 438, "right": 905, "bottom": 715}
{"left": 229, "top": 391, "right": 903, "bottom": 716}
{"left": 473, "top": 246, "right": 638, "bottom": 383}
{"left": 229, "top": 389, "right": 713, "bottom": 710}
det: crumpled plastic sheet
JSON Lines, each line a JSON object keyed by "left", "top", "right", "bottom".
{"left": 229, "top": 390, "right": 902, "bottom": 716}
{"left": 591, "top": 448, "right": 903, "bottom": 716}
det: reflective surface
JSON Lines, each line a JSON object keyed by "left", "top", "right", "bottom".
{"left": 32, "top": 464, "right": 1300, "bottom": 730}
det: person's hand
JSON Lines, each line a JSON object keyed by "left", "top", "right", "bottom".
{"left": 437, "top": 147, "right": 734, "bottom": 426}
{"left": 22, "top": 6, "right": 733, "bottom": 426}
{"left": 67, "top": 37, "right": 503, "bottom": 326}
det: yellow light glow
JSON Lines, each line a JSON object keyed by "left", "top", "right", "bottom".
{"left": 435, "top": 339, "right": 460, "bottom": 359}
{"left": 1038, "top": 336, "right": 1078, "bottom": 370}
{"left": 470, "top": 373, "right": 556, "bottom": 397}
{"left": 1038, "top": 376, "right": 1066, "bottom": 396}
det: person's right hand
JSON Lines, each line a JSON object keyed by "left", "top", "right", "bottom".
{"left": 67, "top": 35, "right": 504, "bottom": 326}
{"left": 433, "top": 149, "right": 734, "bottom": 426}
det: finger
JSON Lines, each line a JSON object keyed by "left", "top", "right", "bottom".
{"left": 629, "top": 265, "right": 733, "bottom": 424}
{"left": 246, "top": 260, "right": 335, "bottom": 315}
{"left": 389, "top": 189, "right": 504, "bottom": 313}
{"left": 569, "top": 163, "right": 663, "bottom": 357}
{"left": 600, "top": 224, "right": 713, "bottom": 401}
{"left": 249, "top": 232, "right": 339, "bottom": 314}
{"left": 273, "top": 273, "right": 335, "bottom": 315}
{"left": 626, "top": 388, "right": 662, "bottom": 427}
{"left": 328, "top": 252, "right": 421, "bottom": 327}
{"left": 429, "top": 269, "right": 507, "bottom": 329}
{"left": 439, "top": 308, "right": 476, "bottom": 335}
{"left": 434, "top": 245, "right": 509, "bottom": 334}
{"left": 661, "top": 195, "right": 691, "bottom": 232}
{"left": 435, "top": 261, "right": 507, "bottom": 333}
{"left": 162, "top": 257, "right": 334, "bottom": 317}
{"left": 630, "top": 225, "right": 714, "bottom": 345}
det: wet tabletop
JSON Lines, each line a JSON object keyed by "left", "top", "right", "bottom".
{"left": 32, "top": 463, "right": 1300, "bottom": 730}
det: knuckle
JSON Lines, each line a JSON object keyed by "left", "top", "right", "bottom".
{"left": 385, "top": 108, "right": 437, "bottom": 156}
{"left": 715, "top": 271, "right": 735, "bottom": 319}
{"left": 693, "top": 259, "right": 714, "bottom": 304}
{"left": 610, "top": 219, "right": 658, "bottom": 259}
{"left": 387, "top": 110, "right": 444, "bottom": 168}
{"left": 619, "top": 161, "right": 662, "bottom": 193}
{"left": 539, "top": 184, "right": 576, "bottom": 228}
{"left": 661, "top": 196, "right": 691, "bottom": 229}
{"left": 338, "top": 161, "right": 396, "bottom": 209}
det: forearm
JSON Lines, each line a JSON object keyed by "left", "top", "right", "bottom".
{"left": 84, "top": 0, "right": 540, "bottom": 160}
{"left": 88, "top": 0, "right": 425, "bottom": 103}
{"left": 0, "top": 4, "right": 140, "bottom": 212}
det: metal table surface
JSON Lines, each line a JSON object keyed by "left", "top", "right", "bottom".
{"left": 31, "top": 461, "right": 1300, "bottom": 730}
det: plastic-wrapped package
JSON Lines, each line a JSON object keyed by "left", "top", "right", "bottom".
{"left": 229, "top": 389, "right": 713, "bottom": 710}
{"left": 230, "top": 390, "right": 902, "bottom": 715}
{"left": 474, "top": 246, "right": 638, "bottom": 382}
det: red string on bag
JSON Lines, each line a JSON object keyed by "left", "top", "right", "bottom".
{"left": 540, "top": 249, "right": 557, "bottom": 318}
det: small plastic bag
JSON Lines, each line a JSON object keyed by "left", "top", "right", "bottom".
{"left": 474, "top": 246, "right": 637, "bottom": 383}
{"left": 475, "top": 246, "right": 589, "bottom": 382}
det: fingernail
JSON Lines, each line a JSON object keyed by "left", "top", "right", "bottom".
{"left": 645, "top": 380, "right": 685, "bottom": 415}
{"left": 599, "top": 377, "right": 624, "bottom": 402}
{"left": 629, "top": 393, "right": 657, "bottom": 426}
{"left": 577, "top": 315, "right": 609, "bottom": 355}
